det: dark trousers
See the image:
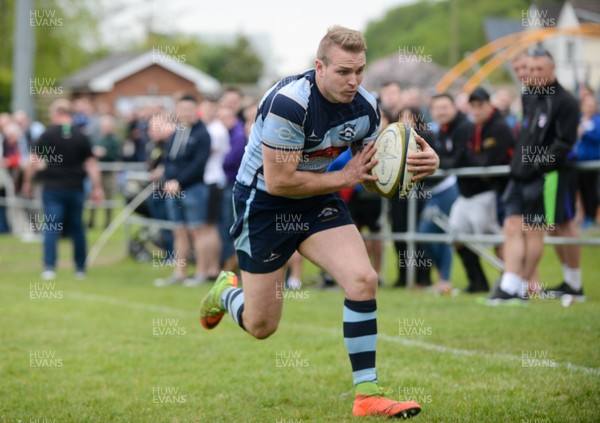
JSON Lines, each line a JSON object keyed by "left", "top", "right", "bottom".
{"left": 390, "top": 196, "right": 431, "bottom": 287}
{"left": 42, "top": 189, "right": 86, "bottom": 271}
{"left": 146, "top": 195, "right": 174, "bottom": 254}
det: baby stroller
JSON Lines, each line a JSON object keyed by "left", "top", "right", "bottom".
{"left": 121, "top": 171, "right": 172, "bottom": 262}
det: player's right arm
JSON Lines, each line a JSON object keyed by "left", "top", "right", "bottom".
{"left": 260, "top": 91, "right": 377, "bottom": 197}
{"left": 262, "top": 142, "right": 378, "bottom": 197}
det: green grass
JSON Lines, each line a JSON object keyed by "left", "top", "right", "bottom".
{"left": 1, "top": 223, "right": 599, "bottom": 422}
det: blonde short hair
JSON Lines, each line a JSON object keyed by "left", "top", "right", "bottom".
{"left": 317, "top": 25, "right": 367, "bottom": 65}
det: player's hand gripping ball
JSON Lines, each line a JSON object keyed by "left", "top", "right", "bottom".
{"left": 353, "top": 123, "right": 421, "bottom": 199}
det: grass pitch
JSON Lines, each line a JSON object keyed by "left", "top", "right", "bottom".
{"left": 1, "top": 224, "right": 599, "bottom": 422}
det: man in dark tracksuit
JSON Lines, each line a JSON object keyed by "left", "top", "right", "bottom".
{"left": 489, "top": 49, "right": 582, "bottom": 303}
{"left": 449, "top": 87, "right": 512, "bottom": 293}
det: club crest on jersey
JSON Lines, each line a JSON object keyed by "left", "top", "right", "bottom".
{"left": 339, "top": 123, "right": 357, "bottom": 141}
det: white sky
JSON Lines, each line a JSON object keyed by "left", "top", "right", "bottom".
{"left": 104, "top": 0, "right": 415, "bottom": 76}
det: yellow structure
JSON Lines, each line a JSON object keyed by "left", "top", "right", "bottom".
{"left": 436, "top": 23, "right": 600, "bottom": 94}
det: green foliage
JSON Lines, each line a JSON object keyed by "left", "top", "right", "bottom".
{"left": 365, "top": 0, "right": 532, "bottom": 66}
{"left": 0, "top": 0, "right": 104, "bottom": 109}
{"left": 0, "top": 0, "right": 15, "bottom": 110}
{"left": 0, "top": 0, "right": 14, "bottom": 69}
{"left": 201, "top": 35, "right": 264, "bottom": 84}
{"left": 0, "top": 68, "right": 12, "bottom": 111}
{"left": 138, "top": 32, "right": 264, "bottom": 84}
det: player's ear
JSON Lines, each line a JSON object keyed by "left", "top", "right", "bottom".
{"left": 315, "top": 59, "right": 325, "bottom": 75}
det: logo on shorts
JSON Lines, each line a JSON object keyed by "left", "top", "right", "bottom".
{"left": 317, "top": 206, "right": 339, "bottom": 222}
{"left": 263, "top": 251, "right": 282, "bottom": 263}
{"left": 339, "top": 123, "right": 357, "bottom": 141}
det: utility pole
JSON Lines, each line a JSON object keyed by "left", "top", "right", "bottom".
{"left": 12, "top": 0, "right": 35, "bottom": 118}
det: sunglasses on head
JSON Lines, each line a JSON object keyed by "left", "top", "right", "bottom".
{"left": 527, "top": 46, "right": 553, "bottom": 60}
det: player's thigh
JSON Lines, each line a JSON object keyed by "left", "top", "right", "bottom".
{"left": 240, "top": 267, "right": 286, "bottom": 326}
{"left": 298, "top": 224, "right": 377, "bottom": 299}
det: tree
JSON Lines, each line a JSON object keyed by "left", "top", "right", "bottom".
{"left": 201, "top": 35, "right": 264, "bottom": 84}
{"left": 364, "top": 0, "right": 531, "bottom": 67}
{"left": 0, "top": 0, "right": 104, "bottom": 112}
{"left": 135, "top": 32, "right": 263, "bottom": 84}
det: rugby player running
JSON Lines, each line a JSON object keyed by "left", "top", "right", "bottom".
{"left": 200, "top": 26, "right": 439, "bottom": 419}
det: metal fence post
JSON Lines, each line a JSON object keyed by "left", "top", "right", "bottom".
{"left": 379, "top": 197, "right": 390, "bottom": 285}
{"left": 406, "top": 192, "right": 418, "bottom": 288}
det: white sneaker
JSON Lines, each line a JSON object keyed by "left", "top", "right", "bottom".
{"left": 183, "top": 274, "right": 208, "bottom": 287}
{"left": 286, "top": 277, "right": 302, "bottom": 290}
{"left": 153, "top": 275, "right": 185, "bottom": 287}
{"left": 41, "top": 270, "right": 56, "bottom": 281}
{"left": 75, "top": 271, "right": 86, "bottom": 280}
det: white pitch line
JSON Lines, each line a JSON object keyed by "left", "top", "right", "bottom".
{"left": 68, "top": 291, "right": 195, "bottom": 317}
{"left": 6, "top": 283, "right": 599, "bottom": 376}
{"left": 377, "top": 333, "right": 600, "bottom": 377}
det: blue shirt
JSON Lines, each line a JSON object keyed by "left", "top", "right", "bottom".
{"left": 576, "top": 113, "right": 600, "bottom": 161}
{"left": 236, "top": 69, "right": 381, "bottom": 195}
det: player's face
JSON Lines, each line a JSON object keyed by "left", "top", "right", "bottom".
{"left": 511, "top": 55, "right": 530, "bottom": 83}
{"left": 468, "top": 100, "right": 492, "bottom": 125}
{"left": 528, "top": 56, "right": 555, "bottom": 87}
{"left": 316, "top": 46, "right": 366, "bottom": 104}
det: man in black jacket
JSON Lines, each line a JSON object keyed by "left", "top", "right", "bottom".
{"left": 420, "top": 94, "right": 466, "bottom": 294}
{"left": 490, "top": 48, "right": 581, "bottom": 304}
{"left": 449, "top": 87, "right": 513, "bottom": 293}
{"left": 155, "top": 94, "right": 212, "bottom": 287}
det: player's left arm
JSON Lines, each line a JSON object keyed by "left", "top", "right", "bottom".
{"left": 406, "top": 135, "right": 440, "bottom": 181}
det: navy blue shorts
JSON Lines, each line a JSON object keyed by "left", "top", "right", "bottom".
{"left": 230, "top": 182, "right": 354, "bottom": 273}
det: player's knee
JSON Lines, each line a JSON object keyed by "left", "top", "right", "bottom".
{"left": 346, "top": 267, "right": 378, "bottom": 299}
{"left": 246, "top": 319, "right": 279, "bottom": 340}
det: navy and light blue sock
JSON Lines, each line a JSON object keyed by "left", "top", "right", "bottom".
{"left": 221, "top": 287, "right": 246, "bottom": 330}
{"left": 343, "top": 298, "right": 378, "bottom": 394}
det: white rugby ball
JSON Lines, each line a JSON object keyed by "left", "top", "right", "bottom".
{"left": 370, "top": 122, "right": 420, "bottom": 199}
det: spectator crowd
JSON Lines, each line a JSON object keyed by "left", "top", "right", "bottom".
{"left": 1, "top": 48, "right": 598, "bottom": 300}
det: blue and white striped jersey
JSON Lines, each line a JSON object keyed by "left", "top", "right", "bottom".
{"left": 236, "top": 69, "right": 381, "bottom": 194}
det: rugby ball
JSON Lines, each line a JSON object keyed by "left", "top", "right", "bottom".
{"left": 370, "top": 122, "right": 421, "bottom": 199}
